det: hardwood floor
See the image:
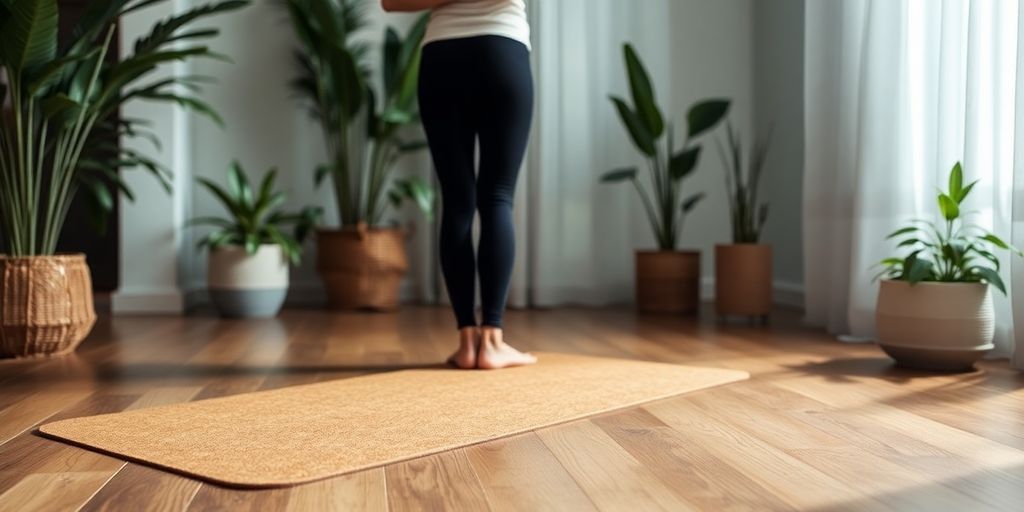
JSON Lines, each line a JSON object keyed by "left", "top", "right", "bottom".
{"left": 0, "top": 306, "right": 1022, "bottom": 511}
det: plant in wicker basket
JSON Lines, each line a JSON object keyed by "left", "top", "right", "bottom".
{"left": 0, "top": 0, "right": 247, "bottom": 357}
{"left": 282, "top": 0, "right": 434, "bottom": 310}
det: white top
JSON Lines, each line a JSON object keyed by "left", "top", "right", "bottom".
{"left": 422, "top": 0, "right": 531, "bottom": 50}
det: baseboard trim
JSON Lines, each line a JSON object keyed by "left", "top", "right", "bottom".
{"left": 111, "top": 289, "right": 185, "bottom": 315}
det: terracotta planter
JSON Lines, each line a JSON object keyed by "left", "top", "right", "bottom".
{"left": 208, "top": 244, "right": 289, "bottom": 318}
{"left": 635, "top": 250, "right": 700, "bottom": 314}
{"left": 875, "top": 280, "right": 994, "bottom": 371}
{"left": 715, "top": 244, "right": 773, "bottom": 318}
{"left": 316, "top": 227, "right": 408, "bottom": 310}
{"left": 0, "top": 254, "right": 97, "bottom": 359}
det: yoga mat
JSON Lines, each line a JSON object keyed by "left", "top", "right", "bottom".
{"left": 39, "top": 353, "right": 748, "bottom": 488}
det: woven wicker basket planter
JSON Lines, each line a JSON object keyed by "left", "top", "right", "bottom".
{"left": 316, "top": 227, "right": 408, "bottom": 311}
{"left": 0, "top": 254, "right": 97, "bottom": 359}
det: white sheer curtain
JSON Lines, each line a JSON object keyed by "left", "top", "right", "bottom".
{"left": 804, "top": 0, "right": 1024, "bottom": 367}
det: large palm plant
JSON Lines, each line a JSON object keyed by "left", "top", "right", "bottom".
{"left": 0, "top": 0, "right": 248, "bottom": 256}
{"left": 601, "top": 43, "right": 730, "bottom": 250}
{"left": 284, "top": 0, "right": 432, "bottom": 227}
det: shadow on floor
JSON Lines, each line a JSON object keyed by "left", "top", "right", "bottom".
{"left": 94, "top": 362, "right": 451, "bottom": 382}
{"left": 783, "top": 356, "right": 986, "bottom": 385}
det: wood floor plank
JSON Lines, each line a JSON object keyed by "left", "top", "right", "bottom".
{"left": 536, "top": 420, "right": 698, "bottom": 511}
{"left": 593, "top": 408, "right": 794, "bottom": 511}
{"left": 465, "top": 433, "right": 597, "bottom": 512}
{"left": 0, "top": 472, "right": 114, "bottom": 512}
{"left": 385, "top": 449, "right": 491, "bottom": 512}
{"left": 285, "top": 468, "right": 387, "bottom": 512}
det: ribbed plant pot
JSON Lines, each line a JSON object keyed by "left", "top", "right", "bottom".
{"left": 875, "top": 280, "right": 994, "bottom": 371}
{"left": 635, "top": 250, "right": 700, "bottom": 314}
{"left": 715, "top": 244, "right": 773, "bottom": 318}
{"left": 316, "top": 227, "right": 408, "bottom": 311}
{"left": 208, "top": 245, "right": 288, "bottom": 318}
{"left": 0, "top": 254, "right": 97, "bottom": 359}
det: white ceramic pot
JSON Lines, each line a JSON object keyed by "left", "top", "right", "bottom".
{"left": 208, "top": 244, "right": 289, "bottom": 318}
{"left": 875, "top": 280, "right": 994, "bottom": 371}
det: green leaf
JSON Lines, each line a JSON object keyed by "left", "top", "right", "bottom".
{"left": 886, "top": 226, "right": 919, "bottom": 239}
{"left": 906, "top": 256, "right": 934, "bottom": 284}
{"left": 0, "top": 0, "right": 58, "bottom": 72}
{"left": 228, "top": 161, "right": 253, "bottom": 208}
{"left": 40, "top": 93, "right": 81, "bottom": 122}
{"left": 937, "top": 194, "right": 959, "bottom": 220}
{"left": 980, "top": 233, "right": 1010, "bottom": 250}
{"left": 601, "top": 167, "right": 637, "bottom": 183}
{"left": 314, "top": 164, "right": 333, "bottom": 188}
{"left": 623, "top": 43, "right": 664, "bottom": 138}
{"left": 669, "top": 147, "right": 700, "bottom": 181}
{"left": 681, "top": 192, "right": 705, "bottom": 213}
{"left": 948, "top": 161, "right": 963, "bottom": 202}
{"left": 687, "top": 99, "right": 730, "bottom": 139}
{"left": 972, "top": 266, "right": 1006, "bottom": 295}
{"left": 610, "top": 96, "right": 656, "bottom": 156}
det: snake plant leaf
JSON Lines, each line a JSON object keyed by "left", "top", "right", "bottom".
{"left": 610, "top": 96, "right": 656, "bottom": 156}
{"left": 0, "top": 0, "right": 58, "bottom": 73}
{"left": 601, "top": 167, "right": 637, "bottom": 183}
{"left": 972, "top": 266, "right": 1006, "bottom": 295}
{"left": 623, "top": 43, "right": 664, "bottom": 138}
{"left": 687, "top": 99, "right": 730, "bottom": 139}
{"left": 669, "top": 147, "right": 701, "bottom": 181}
{"left": 948, "top": 161, "right": 963, "bottom": 202}
{"left": 937, "top": 193, "right": 959, "bottom": 220}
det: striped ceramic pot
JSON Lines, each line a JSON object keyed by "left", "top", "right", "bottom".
{"left": 875, "top": 280, "right": 994, "bottom": 372}
{"left": 208, "top": 244, "right": 288, "bottom": 318}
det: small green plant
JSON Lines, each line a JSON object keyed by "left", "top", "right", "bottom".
{"left": 191, "top": 162, "right": 322, "bottom": 265}
{"left": 877, "top": 162, "right": 1021, "bottom": 294}
{"left": 715, "top": 123, "right": 772, "bottom": 243}
{"left": 600, "top": 43, "right": 730, "bottom": 250}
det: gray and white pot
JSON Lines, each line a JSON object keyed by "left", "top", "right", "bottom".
{"left": 208, "top": 244, "right": 289, "bottom": 318}
{"left": 875, "top": 280, "right": 994, "bottom": 371}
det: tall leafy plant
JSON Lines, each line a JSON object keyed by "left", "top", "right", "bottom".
{"left": 0, "top": 0, "right": 248, "bottom": 256}
{"left": 715, "top": 123, "right": 772, "bottom": 243}
{"left": 601, "top": 43, "right": 730, "bottom": 250}
{"left": 284, "top": 0, "right": 432, "bottom": 227}
{"left": 877, "top": 162, "right": 1021, "bottom": 294}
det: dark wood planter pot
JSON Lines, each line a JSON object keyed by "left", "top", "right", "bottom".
{"left": 635, "top": 250, "right": 700, "bottom": 314}
{"left": 316, "top": 227, "right": 408, "bottom": 311}
{"left": 714, "top": 244, "right": 773, "bottom": 319}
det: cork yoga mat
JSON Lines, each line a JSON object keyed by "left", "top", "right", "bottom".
{"left": 39, "top": 352, "right": 748, "bottom": 488}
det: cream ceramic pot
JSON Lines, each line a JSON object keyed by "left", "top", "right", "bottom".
{"left": 875, "top": 280, "right": 994, "bottom": 371}
{"left": 208, "top": 244, "right": 289, "bottom": 318}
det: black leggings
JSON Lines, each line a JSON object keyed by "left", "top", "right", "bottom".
{"left": 418, "top": 35, "right": 534, "bottom": 329}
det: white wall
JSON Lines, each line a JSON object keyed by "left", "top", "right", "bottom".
{"left": 754, "top": 0, "right": 806, "bottom": 302}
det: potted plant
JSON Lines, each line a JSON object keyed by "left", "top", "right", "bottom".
{"left": 713, "top": 123, "right": 773, "bottom": 320}
{"left": 284, "top": 0, "right": 433, "bottom": 310}
{"left": 601, "top": 43, "right": 729, "bottom": 313}
{"left": 0, "top": 0, "right": 246, "bottom": 358}
{"left": 191, "top": 162, "right": 320, "bottom": 318}
{"left": 875, "top": 162, "right": 1020, "bottom": 371}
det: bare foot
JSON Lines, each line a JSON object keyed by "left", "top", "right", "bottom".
{"left": 476, "top": 326, "right": 537, "bottom": 370}
{"left": 446, "top": 327, "right": 479, "bottom": 369}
